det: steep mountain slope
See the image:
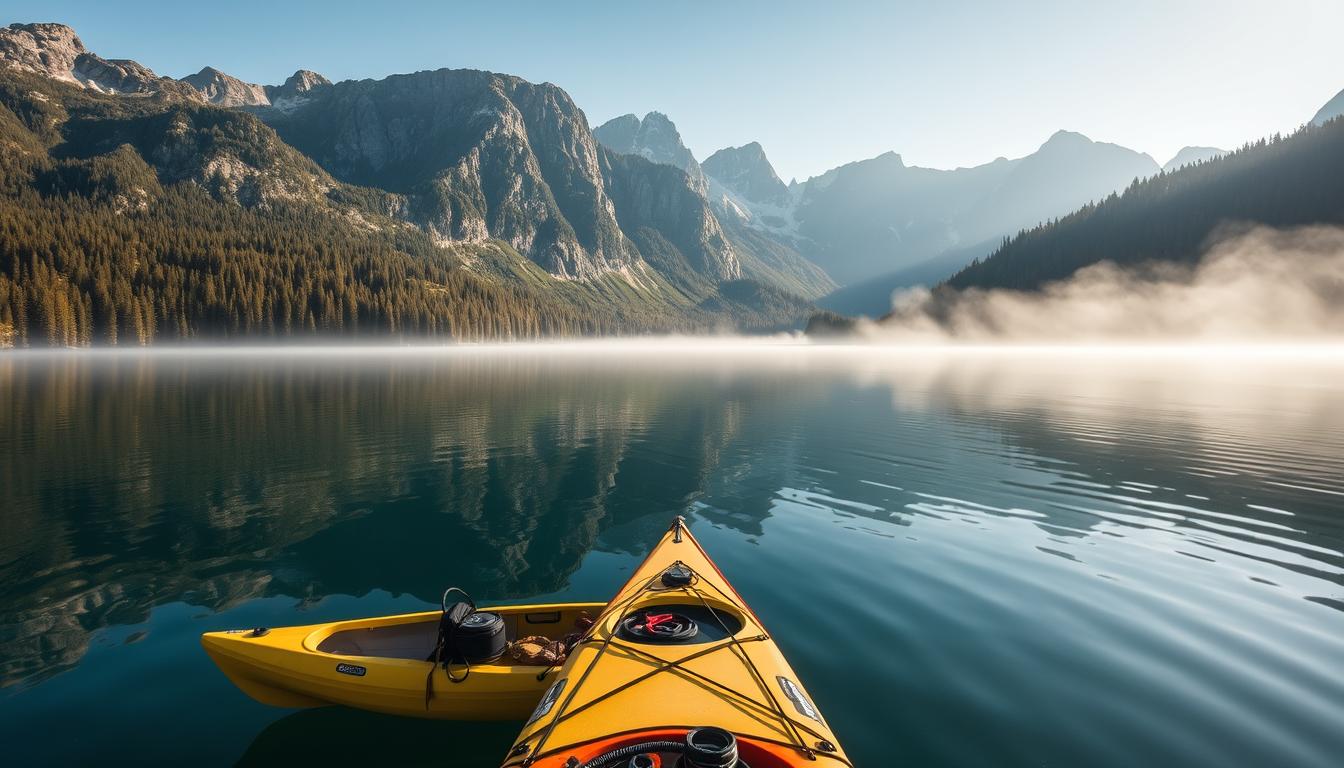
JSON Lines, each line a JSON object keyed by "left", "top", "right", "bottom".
{"left": 703, "top": 142, "right": 791, "bottom": 208}
{"left": 815, "top": 238, "right": 1000, "bottom": 317}
{"left": 792, "top": 151, "right": 1017, "bottom": 284}
{"left": 264, "top": 69, "right": 330, "bottom": 108}
{"left": 949, "top": 120, "right": 1344, "bottom": 291}
{"left": 593, "top": 112, "right": 835, "bottom": 298}
{"left": 0, "top": 22, "right": 200, "bottom": 101}
{"left": 792, "top": 132, "right": 1159, "bottom": 285}
{"left": 592, "top": 111, "right": 705, "bottom": 187}
{"left": 179, "top": 66, "right": 269, "bottom": 107}
{"left": 1163, "top": 146, "right": 1227, "bottom": 172}
{"left": 0, "top": 68, "right": 597, "bottom": 345}
{"left": 0, "top": 66, "right": 816, "bottom": 347}
{"left": 597, "top": 147, "right": 739, "bottom": 283}
{"left": 715, "top": 216, "right": 835, "bottom": 300}
{"left": 696, "top": 139, "right": 835, "bottom": 298}
{"left": 960, "top": 131, "right": 1160, "bottom": 238}
{"left": 178, "top": 66, "right": 332, "bottom": 110}
{"left": 1312, "top": 88, "right": 1344, "bottom": 126}
{"left": 258, "top": 68, "right": 643, "bottom": 279}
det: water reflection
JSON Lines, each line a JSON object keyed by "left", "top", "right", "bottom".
{"left": 1, "top": 347, "right": 1342, "bottom": 767}
{"left": 0, "top": 352, "right": 830, "bottom": 687}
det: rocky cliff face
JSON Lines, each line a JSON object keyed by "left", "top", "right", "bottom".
{"left": 598, "top": 146, "right": 740, "bottom": 282}
{"left": 179, "top": 66, "right": 270, "bottom": 107}
{"left": 261, "top": 68, "right": 639, "bottom": 278}
{"left": 593, "top": 113, "right": 834, "bottom": 297}
{"left": 703, "top": 142, "right": 791, "bottom": 207}
{"left": 2, "top": 66, "right": 395, "bottom": 216}
{"left": 264, "top": 69, "right": 330, "bottom": 109}
{"left": 177, "top": 66, "right": 332, "bottom": 111}
{"left": 0, "top": 22, "right": 200, "bottom": 101}
{"left": 593, "top": 111, "right": 705, "bottom": 188}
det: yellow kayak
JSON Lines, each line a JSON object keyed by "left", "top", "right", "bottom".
{"left": 502, "top": 517, "right": 851, "bottom": 768}
{"left": 202, "top": 601, "right": 604, "bottom": 720}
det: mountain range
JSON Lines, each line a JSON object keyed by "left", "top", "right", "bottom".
{"left": 586, "top": 112, "right": 1187, "bottom": 320}
{"left": 0, "top": 20, "right": 1340, "bottom": 345}
{"left": 948, "top": 117, "right": 1344, "bottom": 292}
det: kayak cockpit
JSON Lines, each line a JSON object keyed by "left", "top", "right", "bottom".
{"left": 308, "top": 604, "right": 600, "bottom": 661}
{"left": 315, "top": 619, "right": 438, "bottom": 659}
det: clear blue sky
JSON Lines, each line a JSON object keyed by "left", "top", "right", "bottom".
{"left": 8, "top": 0, "right": 1343, "bottom": 180}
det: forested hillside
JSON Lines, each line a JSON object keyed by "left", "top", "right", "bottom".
{"left": 950, "top": 119, "right": 1344, "bottom": 291}
{"left": 0, "top": 71, "right": 600, "bottom": 345}
{"left": 0, "top": 70, "right": 812, "bottom": 346}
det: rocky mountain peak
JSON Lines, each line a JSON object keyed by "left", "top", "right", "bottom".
{"left": 0, "top": 22, "right": 86, "bottom": 78}
{"left": 702, "top": 142, "right": 790, "bottom": 206}
{"left": 593, "top": 111, "right": 704, "bottom": 187}
{"left": 1040, "top": 129, "right": 1093, "bottom": 150}
{"left": 180, "top": 66, "right": 270, "bottom": 107}
{"left": 0, "top": 21, "right": 200, "bottom": 100}
{"left": 281, "top": 69, "right": 330, "bottom": 93}
{"left": 261, "top": 69, "right": 331, "bottom": 112}
{"left": 261, "top": 67, "right": 642, "bottom": 279}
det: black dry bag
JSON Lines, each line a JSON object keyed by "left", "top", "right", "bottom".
{"left": 424, "top": 588, "right": 506, "bottom": 706}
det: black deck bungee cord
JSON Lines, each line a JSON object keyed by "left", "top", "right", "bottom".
{"left": 513, "top": 519, "right": 850, "bottom": 767}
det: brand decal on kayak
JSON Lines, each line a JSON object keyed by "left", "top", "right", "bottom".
{"left": 527, "top": 678, "right": 566, "bottom": 724}
{"left": 777, "top": 676, "right": 821, "bottom": 721}
{"left": 336, "top": 663, "right": 367, "bottom": 677}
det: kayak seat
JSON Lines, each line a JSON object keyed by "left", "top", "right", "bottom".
{"left": 316, "top": 613, "right": 579, "bottom": 662}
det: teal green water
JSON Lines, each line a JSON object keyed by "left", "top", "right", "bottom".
{"left": 2, "top": 347, "right": 1343, "bottom": 767}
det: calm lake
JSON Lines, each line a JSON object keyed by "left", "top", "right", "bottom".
{"left": 2, "top": 344, "right": 1342, "bottom": 767}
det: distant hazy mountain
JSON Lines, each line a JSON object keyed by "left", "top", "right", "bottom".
{"left": 1313, "top": 87, "right": 1344, "bottom": 126}
{"left": 1163, "top": 146, "right": 1228, "bottom": 171}
{"left": 791, "top": 131, "right": 1159, "bottom": 285}
{"left": 593, "top": 112, "right": 705, "bottom": 187}
{"left": 950, "top": 122, "right": 1344, "bottom": 291}
{"left": 815, "top": 239, "right": 1000, "bottom": 318}
{"left": 703, "top": 142, "right": 791, "bottom": 208}
{"left": 596, "top": 111, "right": 1161, "bottom": 292}
{"left": 594, "top": 113, "right": 835, "bottom": 298}
{"left": 959, "top": 131, "right": 1160, "bottom": 243}
{"left": 696, "top": 140, "right": 834, "bottom": 297}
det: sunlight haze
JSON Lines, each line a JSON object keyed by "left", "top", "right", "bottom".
{"left": 7, "top": 0, "right": 1342, "bottom": 180}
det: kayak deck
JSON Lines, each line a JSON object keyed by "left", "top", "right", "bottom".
{"left": 503, "top": 518, "right": 850, "bottom": 767}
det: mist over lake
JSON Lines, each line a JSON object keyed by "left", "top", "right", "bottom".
{"left": 2, "top": 346, "right": 1341, "bottom": 767}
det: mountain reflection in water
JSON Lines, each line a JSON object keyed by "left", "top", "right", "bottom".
{"left": 1, "top": 346, "right": 1341, "bottom": 768}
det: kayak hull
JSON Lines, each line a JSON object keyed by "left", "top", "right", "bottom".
{"left": 202, "top": 602, "right": 604, "bottom": 720}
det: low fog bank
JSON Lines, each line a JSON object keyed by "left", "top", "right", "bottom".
{"left": 862, "top": 225, "right": 1344, "bottom": 343}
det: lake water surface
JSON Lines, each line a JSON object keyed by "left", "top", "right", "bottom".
{"left": 2, "top": 345, "right": 1342, "bottom": 767}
